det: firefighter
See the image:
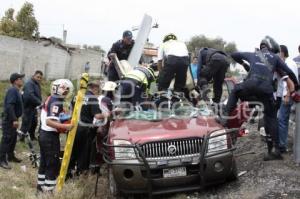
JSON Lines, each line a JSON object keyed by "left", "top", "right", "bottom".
{"left": 92, "top": 81, "right": 116, "bottom": 165}
{"left": 219, "top": 36, "right": 299, "bottom": 161}
{"left": 107, "top": 30, "right": 135, "bottom": 81}
{"left": 37, "top": 79, "right": 73, "bottom": 192}
{"left": 119, "top": 66, "right": 156, "bottom": 106}
{"left": 157, "top": 33, "right": 189, "bottom": 93}
{"left": 69, "top": 81, "right": 110, "bottom": 175}
{"left": 0, "top": 73, "right": 24, "bottom": 169}
{"left": 197, "top": 48, "right": 230, "bottom": 103}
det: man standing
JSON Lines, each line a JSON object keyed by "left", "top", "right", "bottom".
{"left": 293, "top": 45, "right": 300, "bottom": 67}
{"left": 0, "top": 73, "right": 24, "bottom": 169}
{"left": 107, "top": 30, "right": 135, "bottom": 81}
{"left": 70, "top": 81, "right": 110, "bottom": 175}
{"left": 157, "top": 33, "right": 189, "bottom": 92}
{"left": 20, "top": 70, "right": 43, "bottom": 141}
{"left": 190, "top": 57, "right": 198, "bottom": 82}
{"left": 277, "top": 45, "right": 299, "bottom": 153}
{"left": 197, "top": 48, "right": 230, "bottom": 103}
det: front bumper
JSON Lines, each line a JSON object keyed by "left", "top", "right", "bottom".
{"left": 103, "top": 129, "right": 238, "bottom": 196}
{"left": 111, "top": 152, "right": 235, "bottom": 195}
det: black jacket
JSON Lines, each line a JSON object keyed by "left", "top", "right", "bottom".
{"left": 3, "top": 86, "right": 23, "bottom": 122}
{"left": 22, "top": 78, "right": 42, "bottom": 108}
{"left": 108, "top": 40, "right": 135, "bottom": 61}
{"left": 231, "top": 49, "right": 299, "bottom": 93}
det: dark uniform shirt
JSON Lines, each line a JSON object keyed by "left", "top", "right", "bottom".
{"left": 108, "top": 40, "right": 135, "bottom": 60}
{"left": 40, "top": 96, "right": 64, "bottom": 132}
{"left": 79, "top": 91, "right": 101, "bottom": 125}
{"left": 231, "top": 49, "right": 299, "bottom": 93}
{"left": 3, "top": 86, "right": 23, "bottom": 122}
{"left": 198, "top": 48, "right": 228, "bottom": 67}
{"left": 22, "top": 78, "right": 42, "bottom": 107}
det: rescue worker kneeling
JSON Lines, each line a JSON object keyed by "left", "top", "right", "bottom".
{"left": 119, "top": 66, "right": 156, "bottom": 107}
{"left": 37, "top": 79, "right": 73, "bottom": 193}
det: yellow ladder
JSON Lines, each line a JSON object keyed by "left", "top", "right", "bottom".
{"left": 56, "top": 73, "right": 89, "bottom": 192}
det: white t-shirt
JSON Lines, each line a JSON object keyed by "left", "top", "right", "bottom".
{"left": 276, "top": 58, "right": 299, "bottom": 98}
{"left": 157, "top": 40, "right": 188, "bottom": 60}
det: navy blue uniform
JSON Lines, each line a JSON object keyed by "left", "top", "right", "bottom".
{"left": 0, "top": 86, "right": 23, "bottom": 162}
{"left": 197, "top": 48, "right": 230, "bottom": 103}
{"left": 21, "top": 78, "right": 42, "bottom": 140}
{"left": 37, "top": 96, "right": 64, "bottom": 192}
{"left": 107, "top": 40, "right": 134, "bottom": 81}
{"left": 227, "top": 49, "right": 298, "bottom": 152}
{"left": 69, "top": 91, "right": 101, "bottom": 174}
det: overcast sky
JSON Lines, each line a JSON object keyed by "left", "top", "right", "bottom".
{"left": 1, "top": 0, "right": 300, "bottom": 57}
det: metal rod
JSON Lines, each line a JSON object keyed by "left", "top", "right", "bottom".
{"left": 294, "top": 97, "right": 300, "bottom": 164}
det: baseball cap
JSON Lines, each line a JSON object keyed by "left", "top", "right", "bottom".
{"left": 123, "top": 30, "right": 133, "bottom": 39}
{"left": 10, "top": 73, "right": 25, "bottom": 83}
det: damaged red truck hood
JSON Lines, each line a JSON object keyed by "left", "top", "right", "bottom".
{"left": 108, "top": 116, "right": 223, "bottom": 144}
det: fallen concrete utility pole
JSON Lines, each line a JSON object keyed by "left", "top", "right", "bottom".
{"left": 294, "top": 92, "right": 300, "bottom": 164}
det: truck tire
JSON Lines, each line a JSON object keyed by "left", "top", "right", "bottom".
{"left": 227, "top": 158, "right": 238, "bottom": 181}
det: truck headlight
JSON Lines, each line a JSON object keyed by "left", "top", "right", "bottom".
{"left": 113, "top": 140, "right": 136, "bottom": 159}
{"left": 207, "top": 129, "right": 227, "bottom": 154}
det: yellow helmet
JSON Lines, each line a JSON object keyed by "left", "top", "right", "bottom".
{"left": 163, "top": 33, "right": 177, "bottom": 43}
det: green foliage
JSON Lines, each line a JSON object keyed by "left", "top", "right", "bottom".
{"left": 186, "top": 35, "right": 237, "bottom": 56}
{"left": 0, "top": 2, "right": 39, "bottom": 39}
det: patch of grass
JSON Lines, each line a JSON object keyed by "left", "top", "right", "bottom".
{"left": 0, "top": 81, "right": 10, "bottom": 113}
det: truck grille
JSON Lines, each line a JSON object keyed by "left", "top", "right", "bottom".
{"left": 140, "top": 138, "right": 202, "bottom": 159}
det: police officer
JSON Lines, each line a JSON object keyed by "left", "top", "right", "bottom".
{"left": 20, "top": 70, "right": 43, "bottom": 141}
{"left": 37, "top": 79, "right": 73, "bottom": 192}
{"left": 220, "top": 36, "right": 298, "bottom": 161}
{"left": 157, "top": 33, "right": 189, "bottom": 92}
{"left": 119, "top": 66, "right": 156, "bottom": 106}
{"left": 107, "top": 30, "right": 135, "bottom": 81}
{"left": 70, "top": 81, "right": 110, "bottom": 175}
{"left": 197, "top": 48, "right": 230, "bottom": 103}
{"left": 0, "top": 73, "right": 24, "bottom": 169}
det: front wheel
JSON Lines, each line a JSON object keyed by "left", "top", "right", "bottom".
{"left": 227, "top": 158, "right": 238, "bottom": 181}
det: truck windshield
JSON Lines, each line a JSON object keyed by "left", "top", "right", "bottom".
{"left": 120, "top": 103, "right": 213, "bottom": 121}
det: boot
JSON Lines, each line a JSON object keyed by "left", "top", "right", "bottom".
{"left": 0, "top": 160, "right": 12, "bottom": 169}
{"left": 263, "top": 143, "right": 283, "bottom": 161}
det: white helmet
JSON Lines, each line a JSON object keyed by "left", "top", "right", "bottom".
{"left": 51, "top": 79, "right": 73, "bottom": 96}
{"left": 101, "top": 81, "right": 117, "bottom": 91}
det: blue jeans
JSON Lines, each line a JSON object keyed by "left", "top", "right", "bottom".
{"left": 278, "top": 99, "right": 293, "bottom": 149}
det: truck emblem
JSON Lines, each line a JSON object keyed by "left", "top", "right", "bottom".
{"left": 168, "top": 145, "right": 177, "bottom": 155}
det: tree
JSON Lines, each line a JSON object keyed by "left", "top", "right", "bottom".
{"left": 186, "top": 35, "right": 237, "bottom": 56}
{"left": 0, "top": 2, "right": 39, "bottom": 39}
{"left": 0, "top": 8, "right": 19, "bottom": 37}
{"left": 16, "top": 2, "right": 39, "bottom": 39}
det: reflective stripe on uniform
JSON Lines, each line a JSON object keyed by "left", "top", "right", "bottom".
{"left": 38, "top": 174, "right": 45, "bottom": 178}
{"left": 45, "top": 179, "right": 56, "bottom": 185}
{"left": 38, "top": 180, "right": 45, "bottom": 185}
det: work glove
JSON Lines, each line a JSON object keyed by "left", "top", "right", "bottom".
{"left": 291, "top": 91, "right": 300, "bottom": 103}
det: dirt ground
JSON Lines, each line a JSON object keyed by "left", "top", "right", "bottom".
{"left": 1, "top": 121, "right": 300, "bottom": 199}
